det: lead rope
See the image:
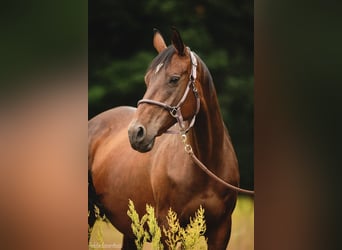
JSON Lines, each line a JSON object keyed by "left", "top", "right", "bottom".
{"left": 181, "top": 132, "right": 255, "bottom": 195}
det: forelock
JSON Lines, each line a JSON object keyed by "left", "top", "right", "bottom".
{"left": 148, "top": 46, "right": 175, "bottom": 73}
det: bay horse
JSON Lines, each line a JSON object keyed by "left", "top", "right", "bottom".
{"left": 88, "top": 28, "right": 240, "bottom": 249}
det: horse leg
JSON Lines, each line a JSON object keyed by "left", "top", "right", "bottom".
{"left": 206, "top": 216, "right": 232, "bottom": 250}
{"left": 121, "top": 235, "right": 137, "bottom": 250}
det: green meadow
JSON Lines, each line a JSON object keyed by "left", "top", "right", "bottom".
{"left": 89, "top": 195, "right": 254, "bottom": 250}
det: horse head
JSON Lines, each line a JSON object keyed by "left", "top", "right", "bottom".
{"left": 128, "top": 28, "right": 200, "bottom": 152}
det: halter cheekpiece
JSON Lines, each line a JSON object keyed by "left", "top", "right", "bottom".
{"left": 137, "top": 47, "right": 200, "bottom": 134}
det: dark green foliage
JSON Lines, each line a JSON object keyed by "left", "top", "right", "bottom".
{"left": 89, "top": 0, "right": 253, "bottom": 189}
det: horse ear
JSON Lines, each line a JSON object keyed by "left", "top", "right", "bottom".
{"left": 171, "top": 27, "right": 185, "bottom": 56}
{"left": 153, "top": 28, "right": 167, "bottom": 53}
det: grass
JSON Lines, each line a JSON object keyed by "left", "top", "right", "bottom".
{"left": 89, "top": 195, "right": 254, "bottom": 250}
{"left": 227, "top": 195, "right": 254, "bottom": 250}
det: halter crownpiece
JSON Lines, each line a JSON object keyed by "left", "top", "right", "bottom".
{"left": 137, "top": 47, "right": 200, "bottom": 134}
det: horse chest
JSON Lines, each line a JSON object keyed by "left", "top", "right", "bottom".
{"left": 184, "top": 189, "right": 229, "bottom": 221}
{"left": 151, "top": 173, "right": 228, "bottom": 222}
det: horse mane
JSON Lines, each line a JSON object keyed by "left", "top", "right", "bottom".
{"left": 194, "top": 52, "right": 217, "bottom": 100}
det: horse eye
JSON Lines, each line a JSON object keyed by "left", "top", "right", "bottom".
{"left": 169, "top": 76, "right": 180, "bottom": 84}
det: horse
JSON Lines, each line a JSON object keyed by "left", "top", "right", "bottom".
{"left": 88, "top": 28, "right": 240, "bottom": 249}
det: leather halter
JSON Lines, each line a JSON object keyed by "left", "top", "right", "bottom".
{"left": 137, "top": 48, "right": 200, "bottom": 134}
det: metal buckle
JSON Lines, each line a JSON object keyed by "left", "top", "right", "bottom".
{"left": 190, "top": 82, "right": 199, "bottom": 98}
{"left": 170, "top": 107, "right": 179, "bottom": 117}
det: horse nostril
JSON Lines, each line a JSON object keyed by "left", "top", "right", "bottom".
{"left": 136, "top": 125, "right": 146, "bottom": 141}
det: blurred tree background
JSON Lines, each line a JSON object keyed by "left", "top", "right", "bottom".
{"left": 89, "top": 0, "right": 254, "bottom": 189}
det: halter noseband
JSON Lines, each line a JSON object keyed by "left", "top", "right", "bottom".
{"left": 137, "top": 48, "right": 200, "bottom": 134}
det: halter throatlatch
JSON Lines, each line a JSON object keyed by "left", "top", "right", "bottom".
{"left": 137, "top": 47, "right": 200, "bottom": 134}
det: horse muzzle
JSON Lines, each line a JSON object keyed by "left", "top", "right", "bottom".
{"left": 128, "top": 121, "right": 156, "bottom": 153}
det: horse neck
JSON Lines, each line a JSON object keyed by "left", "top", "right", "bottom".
{"left": 189, "top": 62, "right": 226, "bottom": 164}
